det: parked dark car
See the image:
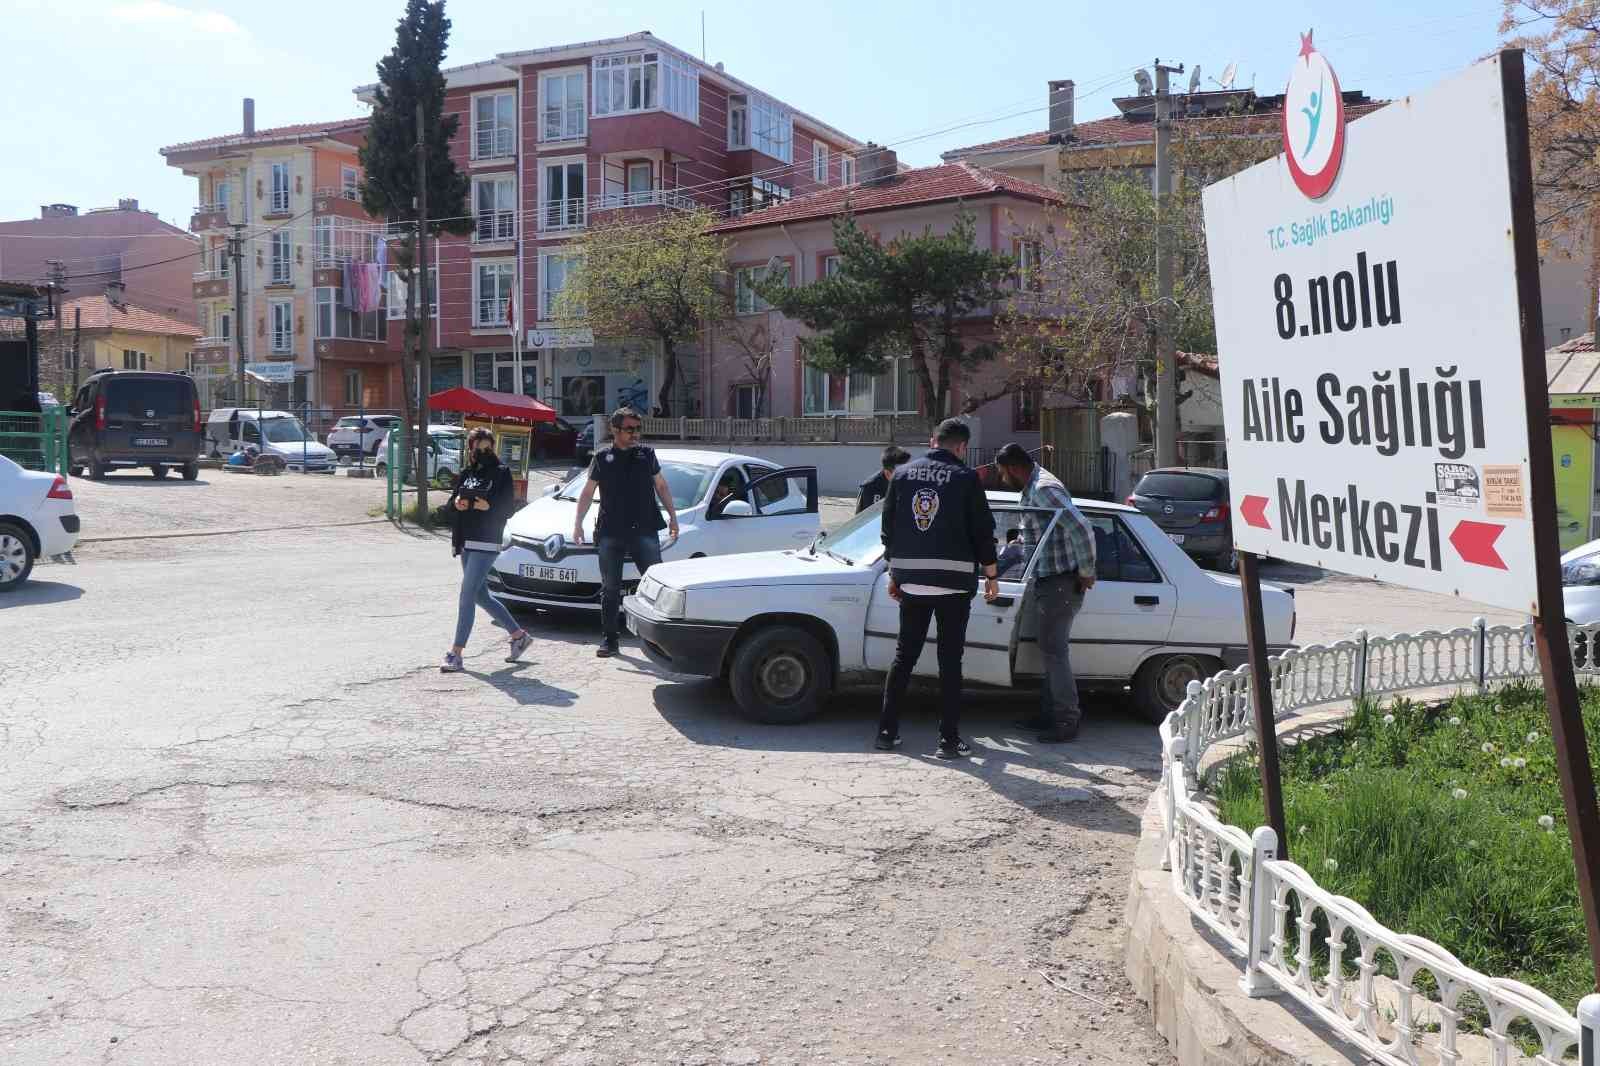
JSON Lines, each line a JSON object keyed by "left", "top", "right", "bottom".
{"left": 533, "top": 417, "right": 579, "bottom": 461}
{"left": 68, "top": 370, "right": 201, "bottom": 480}
{"left": 1127, "top": 467, "right": 1235, "bottom": 571}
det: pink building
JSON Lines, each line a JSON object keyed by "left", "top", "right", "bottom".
{"left": 356, "top": 31, "right": 867, "bottom": 418}
{"left": 704, "top": 150, "right": 1064, "bottom": 448}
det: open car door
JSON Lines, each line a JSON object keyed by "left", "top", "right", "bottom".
{"left": 706, "top": 465, "right": 820, "bottom": 551}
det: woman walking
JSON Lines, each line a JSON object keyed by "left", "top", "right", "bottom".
{"left": 442, "top": 428, "right": 531, "bottom": 672}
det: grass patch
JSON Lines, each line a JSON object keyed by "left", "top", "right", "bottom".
{"left": 1215, "top": 683, "right": 1596, "bottom": 1008}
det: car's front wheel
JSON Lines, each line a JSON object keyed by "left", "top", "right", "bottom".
{"left": 181, "top": 462, "right": 199, "bottom": 481}
{"left": 1134, "top": 653, "right": 1221, "bottom": 724}
{"left": 729, "top": 625, "right": 831, "bottom": 724}
{"left": 0, "top": 521, "right": 36, "bottom": 592}
{"left": 151, "top": 464, "right": 169, "bottom": 479}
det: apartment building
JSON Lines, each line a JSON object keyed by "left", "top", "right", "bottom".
{"left": 161, "top": 102, "right": 388, "bottom": 412}
{"left": 356, "top": 31, "right": 866, "bottom": 418}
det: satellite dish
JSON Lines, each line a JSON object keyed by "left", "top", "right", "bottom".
{"left": 1218, "top": 61, "right": 1238, "bottom": 90}
{"left": 1134, "top": 69, "right": 1153, "bottom": 96}
{"left": 1187, "top": 66, "right": 1202, "bottom": 95}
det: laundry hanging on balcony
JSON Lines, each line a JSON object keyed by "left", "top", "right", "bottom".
{"left": 342, "top": 261, "right": 383, "bottom": 314}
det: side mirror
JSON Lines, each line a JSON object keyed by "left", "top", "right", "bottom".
{"left": 543, "top": 483, "right": 560, "bottom": 497}
{"left": 721, "top": 499, "right": 754, "bottom": 518}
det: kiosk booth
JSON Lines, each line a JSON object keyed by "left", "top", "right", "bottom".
{"left": 427, "top": 386, "right": 558, "bottom": 502}
{"left": 1546, "top": 333, "right": 1600, "bottom": 551}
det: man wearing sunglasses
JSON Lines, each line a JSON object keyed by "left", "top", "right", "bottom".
{"left": 572, "top": 407, "right": 679, "bottom": 657}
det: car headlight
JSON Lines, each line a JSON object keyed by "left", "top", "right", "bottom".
{"left": 501, "top": 528, "right": 514, "bottom": 551}
{"left": 656, "top": 586, "right": 687, "bottom": 619}
{"left": 638, "top": 576, "right": 661, "bottom": 602}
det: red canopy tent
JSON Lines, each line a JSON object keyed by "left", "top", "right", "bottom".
{"left": 426, "top": 387, "right": 557, "bottom": 424}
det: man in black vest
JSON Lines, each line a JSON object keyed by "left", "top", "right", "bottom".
{"left": 573, "top": 406, "right": 679, "bottom": 658}
{"left": 875, "top": 418, "right": 999, "bottom": 758}
{"left": 855, "top": 445, "right": 911, "bottom": 513}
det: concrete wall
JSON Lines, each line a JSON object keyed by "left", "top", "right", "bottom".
{"left": 666, "top": 441, "right": 894, "bottom": 495}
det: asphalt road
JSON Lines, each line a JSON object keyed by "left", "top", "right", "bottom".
{"left": 0, "top": 471, "right": 1521, "bottom": 1064}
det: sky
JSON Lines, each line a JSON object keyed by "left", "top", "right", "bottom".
{"left": 2, "top": 0, "right": 1512, "bottom": 234}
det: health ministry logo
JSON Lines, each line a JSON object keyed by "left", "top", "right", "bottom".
{"left": 1281, "top": 30, "right": 1347, "bottom": 200}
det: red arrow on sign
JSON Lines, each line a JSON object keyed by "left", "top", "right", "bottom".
{"left": 1240, "top": 494, "right": 1271, "bottom": 529}
{"left": 1450, "top": 520, "right": 1507, "bottom": 570}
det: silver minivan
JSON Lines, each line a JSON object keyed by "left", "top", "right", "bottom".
{"left": 205, "top": 408, "right": 339, "bottom": 472}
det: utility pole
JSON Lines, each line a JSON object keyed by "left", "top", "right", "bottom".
{"left": 1154, "top": 60, "right": 1184, "bottom": 469}
{"left": 47, "top": 260, "right": 67, "bottom": 400}
{"left": 230, "top": 223, "right": 246, "bottom": 405}
{"left": 71, "top": 307, "right": 81, "bottom": 394}
{"left": 414, "top": 99, "right": 432, "bottom": 521}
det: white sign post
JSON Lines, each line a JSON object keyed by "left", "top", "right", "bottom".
{"left": 1206, "top": 53, "right": 1538, "bottom": 613}
{"left": 1206, "top": 44, "right": 1600, "bottom": 977}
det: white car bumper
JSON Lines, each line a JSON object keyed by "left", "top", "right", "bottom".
{"left": 35, "top": 500, "right": 80, "bottom": 557}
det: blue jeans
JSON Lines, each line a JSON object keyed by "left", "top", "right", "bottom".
{"left": 455, "top": 550, "right": 521, "bottom": 648}
{"left": 598, "top": 532, "right": 663, "bottom": 640}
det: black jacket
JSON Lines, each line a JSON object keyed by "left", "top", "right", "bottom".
{"left": 856, "top": 471, "right": 889, "bottom": 514}
{"left": 448, "top": 453, "right": 516, "bottom": 556}
{"left": 881, "top": 448, "right": 997, "bottom": 593}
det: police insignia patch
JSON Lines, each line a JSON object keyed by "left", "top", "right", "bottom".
{"left": 912, "top": 488, "right": 940, "bottom": 532}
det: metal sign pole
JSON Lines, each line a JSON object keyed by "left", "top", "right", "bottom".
{"left": 1502, "top": 48, "right": 1600, "bottom": 987}
{"left": 1238, "top": 549, "right": 1289, "bottom": 862}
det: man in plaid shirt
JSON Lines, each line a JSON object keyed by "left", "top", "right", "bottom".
{"left": 996, "top": 443, "right": 1097, "bottom": 741}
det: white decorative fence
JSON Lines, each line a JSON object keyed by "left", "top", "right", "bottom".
{"left": 1158, "top": 618, "right": 1600, "bottom": 1066}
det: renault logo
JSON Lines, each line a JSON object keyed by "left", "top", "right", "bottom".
{"left": 1163, "top": 504, "right": 1174, "bottom": 515}
{"left": 541, "top": 533, "right": 564, "bottom": 561}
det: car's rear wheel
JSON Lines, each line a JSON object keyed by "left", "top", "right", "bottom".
{"left": 181, "top": 462, "right": 199, "bottom": 481}
{"left": 0, "top": 522, "right": 36, "bottom": 592}
{"left": 151, "top": 464, "right": 169, "bottom": 479}
{"left": 68, "top": 465, "right": 83, "bottom": 478}
{"left": 1134, "top": 653, "right": 1221, "bottom": 725}
{"left": 729, "top": 625, "right": 831, "bottom": 724}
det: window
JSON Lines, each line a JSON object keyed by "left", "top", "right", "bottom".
{"left": 474, "top": 261, "right": 515, "bottom": 327}
{"left": 473, "top": 175, "right": 516, "bottom": 242}
{"left": 727, "top": 92, "right": 792, "bottom": 162}
{"left": 473, "top": 91, "right": 515, "bottom": 159}
{"left": 540, "top": 251, "right": 583, "bottom": 320}
{"left": 269, "top": 162, "right": 291, "bottom": 213}
{"left": 540, "top": 70, "right": 586, "bottom": 141}
{"left": 1088, "top": 515, "right": 1162, "bottom": 583}
{"left": 812, "top": 142, "right": 829, "bottom": 183}
{"left": 803, "top": 356, "right": 919, "bottom": 414}
{"left": 269, "top": 299, "right": 293, "bottom": 353}
{"left": 385, "top": 268, "right": 437, "bottom": 319}
{"left": 731, "top": 176, "right": 790, "bottom": 217}
{"left": 1013, "top": 387, "right": 1040, "bottom": 431}
{"left": 344, "top": 369, "right": 362, "bottom": 407}
{"left": 592, "top": 50, "right": 698, "bottom": 122}
{"left": 270, "top": 230, "right": 291, "bottom": 283}
{"left": 627, "top": 162, "right": 651, "bottom": 196}
{"left": 215, "top": 177, "right": 232, "bottom": 214}
{"left": 1016, "top": 240, "right": 1043, "bottom": 292}
{"left": 840, "top": 155, "right": 856, "bottom": 185}
{"left": 218, "top": 310, "right": 231, "bottom": 341}
{"left": 122, "top": 349, "right": 146, "bottom": 370}
{"left": 823, "top": 255, "right": 842, "bottom": 277}
{"left": 733, "top": 384, "right": 759, "bottom": 419}
{"left": 341, "top": 166, "right": 359, "bottom": 199}
{"left": 734, "top": 264, "right": 781, "bottom": 315}
{"left": 541, "top": 160, "right": 586, "bottom": 230}
{"left": 316, "top": 287, "right": 385, "bottom": 341}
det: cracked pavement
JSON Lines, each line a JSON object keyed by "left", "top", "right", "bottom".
{"left": 2, "top": 477, "right": 1182, "bottom": 1065}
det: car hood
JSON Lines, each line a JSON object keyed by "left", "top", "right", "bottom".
{"left": 649, "top": 548, "right": 875, "bottom": 591}
{"left": 507, "top": 494, "right": 603, "bottom": 539}
{"left": 266, "top": 440, "right": 335, "bottom": 459}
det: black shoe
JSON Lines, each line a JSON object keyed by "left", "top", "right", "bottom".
{"left": 873, "top": 730, "right": 901, "bottom": 751}
{"left": 596, "top": 639, "right": 619, "bottom": 658}
{"left": 1012, "top": 717, "right": 1052, "bottom": 733}
{"left": 934, "top": 737, "right": 972, "bottom": 760}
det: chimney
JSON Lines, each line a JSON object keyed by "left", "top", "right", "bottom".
{"left": 1048, "top": 80, "right": 1075, "bottom": 143}
{"left": 105, "top": 280, "right": 127, "bottom": 308}
{"left": 858, "top": 143, "right": 899, "bottom": 185}
{"left": 243, "top": 97, "right": 255, "bottom": 137}
{"left": 40, "top": 204, "right": 78, "bottom": 219}
{"left": 117, "top": 198, "right": 139, "bottom": 212}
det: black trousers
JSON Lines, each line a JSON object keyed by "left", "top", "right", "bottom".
{"left": 878, "top": 592, "right": 973, "bottom": 745}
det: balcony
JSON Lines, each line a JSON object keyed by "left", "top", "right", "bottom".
{"left": 190, "top": 202, "right": 235, "bottom": 232}
{"left": 592, "top": 188, "right": 698, "bottom": 221}
{"left": 472, "top": 212, "right": 516, "bottom": 245}
{"left": 192, "top": 269, "right": 231, "bottom": 300}
{"left": 539, "top": 198, "right": 586, "bottom": 233}
{"left": 313, "top": 186, "right": 369, "bottom": 221}
{"left": 472, "top": 127, "right": 516, "bottom": 163}
{"left": 192, "top": 337, "right": 233, "bottom": 365}
{"left": 312, "top": 255, "right": 348, "bottom": 287}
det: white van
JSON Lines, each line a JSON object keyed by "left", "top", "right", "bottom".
{"left": 205, "top": 409, "right": 338, "bottom": 472}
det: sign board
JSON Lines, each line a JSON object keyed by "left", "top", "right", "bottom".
{"left": 526, "top": 327, "right": 594, "bottom": 350}
{"left": 244, "top": 361, "right": 295, "bottom": 384}
{"left": 1205, "top": 50, "right": 1540, "bottom": 613}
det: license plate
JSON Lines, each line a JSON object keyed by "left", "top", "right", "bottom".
{"left": 1168, "top": 533, "right": 1186, "bottom": 544}
{"left": 520, "top": 563, "right": 577, "bottom": 583}
{"left": 132, "top": 437, "right": 169, "bottom": 447}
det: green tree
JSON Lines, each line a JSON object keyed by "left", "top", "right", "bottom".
{"left": 1502, "top": 0, "right": 1600, "bottom": 240}
{"left": 755, "top": 209, "right": 1016, "bottom": 419}
{"left": 359, "top": 0, "right": 471, "bottom": 522}
{"left": 553, "top": 208, "right": 731, "bottom": 416}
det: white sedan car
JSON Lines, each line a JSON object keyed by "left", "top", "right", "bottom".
{"left": 0, "top": 454, "right": 81, "bottom": 591}
{"left": 489, "top": 449, "right": 820, "bottom": 612}
{"left": 1561, "top": 538, "right": 1600, "bottom": 624}
{"left": 625, "top": 493, "right": 1296, "bottom": 724}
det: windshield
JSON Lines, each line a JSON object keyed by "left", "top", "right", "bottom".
{"left": 556, "top": 460, "right": 717, "bottom": 511}
{"left": 817, "top": 504, "right": 887, "bottom": 565}
{"left": 431, "top": 432, "right": 464, "bottom": 453}
{"left": 261, "top": 417, "right": 313, "bottom": 444}
{"left": 1563, "top": 551, "right": 1600, "bottom": 587}
{"left": 1136, "top": 472, "right": 1223, "bottom": 501}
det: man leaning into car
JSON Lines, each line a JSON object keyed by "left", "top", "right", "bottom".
{"left": 572, "top": 407, "right": 678, "bottom": 658}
